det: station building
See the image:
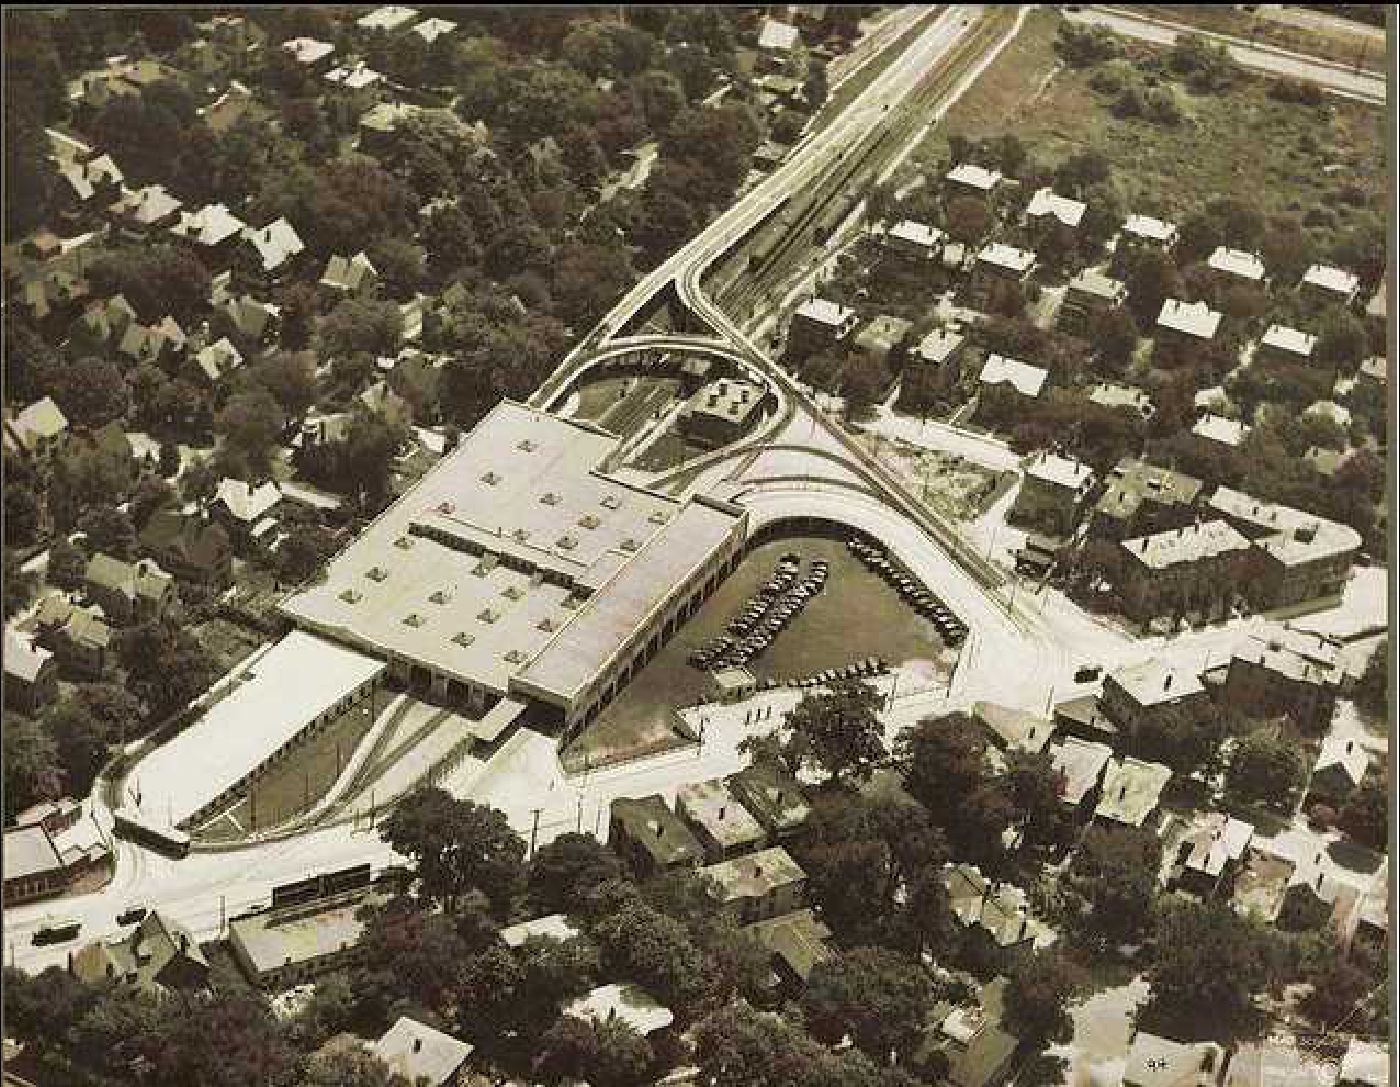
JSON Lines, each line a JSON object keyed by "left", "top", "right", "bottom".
{"left": 280, "top": 401, "right": 748, "bottom": 740}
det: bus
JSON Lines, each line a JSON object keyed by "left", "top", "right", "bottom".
{"left": 33, "top": 918, "right": 82, "bottom": 945}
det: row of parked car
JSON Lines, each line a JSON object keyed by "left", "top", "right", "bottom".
{"left": 689, "top": 552, "right": 828, "bottom": 671}
{"left": 848, "top": 537, "right": 967, "bottom": 646}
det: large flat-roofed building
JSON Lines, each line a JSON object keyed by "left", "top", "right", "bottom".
{"left": 676, "top": 779, "right": 766, "bottom": 863}
{"left": 1217, "top": 632, "right": 1341, "bottom": 733}
{"left": 120, "top": 631, "right": 386, "bottom": 832}
{"left": 701, "top": 845, "right": 806, "bottom": 924}
{"left": 609, "top": 794, "right": 706, "bottom": 878}
{"left": 229, "top": 892, "right": 385, "bottom": 989}
{"left": 1115, "top": 520, "right": 1253, "bottom": 622}
{"left": 281, "top": 401, "right": 747, "bottom": 737}
{"left": 1206, "top": 487, "right": 1361, "bottom": 611}
{"left": 1101, "top": 659, "right": 1209, "bottom": 737}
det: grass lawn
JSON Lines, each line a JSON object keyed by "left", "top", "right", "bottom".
{"left": 1136, "top": 5, "right": 1384, "bottom": 74}
{"left": 910, "top": 8, "right": 1386, "bottom": 230}
{"left": 562, "top": 534, "right": 944, "bottom": 771}
{"left": 570, "top": 375, "right": 682, "bottom": 440}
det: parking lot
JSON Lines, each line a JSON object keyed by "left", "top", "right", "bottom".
{"left": 563, "top": 534, "right": 948, "bottom": 770}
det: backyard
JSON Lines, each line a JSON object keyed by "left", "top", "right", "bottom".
{"left": 562, "top": 534, "right": 948, "bottom": 771}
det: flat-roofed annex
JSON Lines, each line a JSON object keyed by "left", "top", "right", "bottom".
{"left": 280, "top": 401, "right": 743, "bottom": 705}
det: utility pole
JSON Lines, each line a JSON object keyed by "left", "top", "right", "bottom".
{"left": 219, "top": 895, "right": 226, "bottom": 933}
{"left": 529, "top": 807, "right": 542, "bottom": 860}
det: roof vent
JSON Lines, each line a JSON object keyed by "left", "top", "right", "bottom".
{"left": 540, "top": 492, "right": 561, "bottom": 506}
{"left": 478, "top": 608, "right": 499, "bottom": 624}
{"left": 517, "top": 439, "right": 536, "bottom": 452}
{"left": 648, "top": 510, "right": 669, "bottom": 525}
{"left": 402, "top": 613, "right": 424, "bottom": 627}
{"left": 365, "top": 566, "right": 388, "bottom": 582}
{"left": 502, "top": 584, "right": 523, "bottom": 600}
{"left": 428, "top": 589, "right": 451, "bottom": 605}
{"left": 557, "top": 535, "right": 578, "bottom": 551}
{"left": 451, "top": 631, "right": 475, "bottom": 647}
{"left": 394, "top": 536, "right": 414, "bottom": 550}
{"left": 339, "top": 588, "right": 362, "bottom": 604}
{"left": 481, "top": 471, "right": 501, "bottom": 486}
{"left": 578, "top": 514, "right": 601, "bottom": 530}
{"left": 600, "top": 494, "right": 621, "bottom": 510}
{"left": 437, "top": 501, "right": 455, "bottom": 515}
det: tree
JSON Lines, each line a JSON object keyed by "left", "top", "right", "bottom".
{"left": 1004, "top": 952, "right": 1079, "bottom": 1047}
{"left": 1226, "top": 732, "right": 1306, "bottom": 806}
{"left": 535, "top": 1015, "right": 653, "bottom": 1087}
{"left": 2, "top": 464, "right": 42, "bottom": 547}
{"left": 276, "top": 525, "right": 337, "bottom": 584}
{"left": 1133, "top": 702, "right": 1221, "bottom": 776}
{"left": 589, "top": 901, "right": 708, "bottom": 1012}
{"left": 320, "top": 297, "right": 402, "bottom": 359}
{"left": 131, "top": 475, "right": 176, "bottom": 531}
{"left": 3, "top": 715, "right": 63, "bottom": 819}
{"left": 1091, "top": 308, "right": 1141, "bottom": 373}
{"left": 1314, "top": 307, "right": 1368, "bottom": 372}
{"left": 804, "top": 60, "right": 829, "bottom": 113}
{"left": 89, "top": 244, "right": 211, "bottom": 325}
{"left": 1125, "top": 249, "right": 1183, "bottom": 329}
{"left": 3, "top": 552, "right": 37, "bottom": 622}
{"left": 48, "top": 356, "right": 129, "bottom": 428}
{"left": 254, "top": 351, "right": 318, "bottom": 418}
{"left": 353, "top": 898, "right": 473, "bottom": 1028}
{"left": 48, "top": 539, "right": 89, "bottom": 591}
{"left": 1144, "top": 900, "right": 1273, "bottom": 1034}
{"left": 119, "top": 620, "right": 218, "bottom": 720}
{"left": 216, "top": 386, "right": 287, "bottom": 476}
{"left": 299, "top": 1046, "right": 408, "bottom": 1087}
{"left": 693, "top": 1001, "right": 892, "bottom": 1087}
{"left": 802, "top": 946, "right": 934, "bottom": 1061}
{"left": 144, "top": 992, "right": 299, "bottom": 1087}
{"left": 945, "top": 195, "right": 991, "bottom": 244}
{"left": 551, "top": 241, "right": 636, "bottom": 330}
{"left": 77, "top": 505, "right": 136, "bottom": 559}
{"left": 1302, "top": 953, "right": 1371, "bottom": 1026}
{"left": 1002, "top": 750, "right": 1071, "bottom": 851}
{"left": 781, "top": 678, "right": 887, "bottom": 786}
{"left": 1337, "top": 773, "right": 1387, "bottom": 852}
{"left": 897, "top": 712, "right": 990, "bottom": 829}
{"left": 2, "top": 965, "right": 93, "bottom": 1046}
{"left": 379, "top": 788, "right": 526, "bottom": 914}
{"left": 529, "top": 832, "right": 626, "bottom": 913}
{"left": 45, "top": 697, "right": 113, "bottom": 796}
{"left": 1063, "top": 822, "right": 1162, "bottom": 942}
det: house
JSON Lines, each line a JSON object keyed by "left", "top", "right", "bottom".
{"left": 83, "top": 553, "right": 175, "bottom": 625}
{"left": 1216, "top": 633, "right": 1341, "bottom": 733}
{"left": 1231, "top": 846, "right": 1295, "bottom": 923}
{"left": 1101, "top": 659, "right": 1209, "bottom": 737}
{"left": 56, "top": 153, "right": 124, "bottom": 224}
{"left": 788, "top": 297, "right": 858, "bottom": 357}
{"left": 217, "top": 291, "right": 282, "bottom": 346}
{"left": 564, "top": 983, "right": 675, "bottom": 1037}
{"left": 1303, "top": 445, "right": 1349, "bottom": 479}
{"left": 281, "top": 36, "right": 336, "bottom": 68}
{"left": 700, "top": 845, "right": 806, "bottom": 924}
{"left": 1256, "top": 323, "right": 1318, "bottom": 368}
{"left": 725, "top": 762, "right": 811, "bottom": 839}
{"left": 919, "top": 976, "right": 1021, "bottom": 1087}
{"left": 498, "top": 913, "right": 580, "bottom": 949}
{"left": 1309, "top": 733, "right": 1369, "bottom": 804}
{"left": 1123, "top": 1033, "right": 1224, "bottom": 1087}
{"left": 971, "top": 702, "right": 1054, "bottom": 756}
{"left": 1094, "top": 757, "right": 1172, "bottom": 830}
{"left": 212, "top": 478, "right": 283, "bottom": 550}
{"left": 883, "top": 219, "right": 945, "bottom": 262}
{"left": 678, "top": 379, "right": 765, "bottom": 449}
{"left": 138, "top": 509, "right": 233, "bottom": 587}
{"left": 1206, "top": 487, "right": 1361, "bottom": 611}
{"left": 1059, "top": 267, "right": 1127, "bottom": 334}
{"left": 1089, "top": 382, "right": 1155, "bottom": 419}
{"left": 969, "top": 243, "right": 1036, "bottom": 304}
{"left": 676, "top": 779, "right": 766, "bottom": 863}
{"left": 193, "top": 337, "right": 244, "bottom": 384}
{"left": 978, "top": 354, "right": 1048, "bottom": 400}
{"left": 945, "top": 163, "right": 1003, "bottom": 196}
{"left": 229, "top": 892, "right": 385, "bottom": 988}
{"left": 1024, "top": 187, "right": 1086, "bottom": 230}
{"left": 118, "top": 318, "right": 185, "bottom": 366}
{"left": 901, "top": 327, "right": 967, "bottom": 408}
{"left": 1120, "top": 213, "right": 1178, "bottom": 250}
{"left": 1300, "top": 263, "right": 1361, "bottom": 307}
{"left": 320, "top": 252, "right": 378, "bottom": 295}
{"left": 3, "top": 629, "right": 59, "bottom": 715}
{"left": 239, "top": 218, "right": 305, "bottom": 287}
{"left": 72, "top": 911, "right": 211, "bottom": 997}
{"left": 33, "top": 596, "right": 112, "bottom": 679}
{"left": 1090, "top": 458, "right": 1203, "bottom": 540}
{"left": 5, "top": 397, "right": 69, "bottom": 459}
{"left": 1169, "top": 811, "right": 1254, "bottom": 897}
{"left": 1156, "top": 298, "right": 1222, "bottom": 345}
{"left": 2, "top": 798, "right": 110, "bottom": 905}
{"left": 1190, "top": 413, "right": 1250, "bottom": 451}
{"left": 80, "top": 293, "right": 138, "bottom": 342}
{"left": 1363, "top": 281, "right": 1385, "bottom": 336}
{"left": 169, "top": 202, "right": 246, "bottom": 257}
{"left": 1304, "top": 399, "right": 1351, "bottom": 429}
{"left": 1011, "top": 452, "right": 1094, "bottom": 536}
{"left": 609, "top": 795, "right": 706, "bottom": 878}
{"left": 371, "top": 1018, "right": 473, "bottom": 1087}
{"left": 852, "top": 314, "right": 913, "bottom": 370}
{"left": 744, "top": 909, "right": 832, "bottom": 999}
{"left": 1207, "top": 246, "right": 1267, "bottom": 285}
{"left": 109, "top": 184, "right": 183, "bottom": 238}
{"left": 1048, "top": 735, "right": 1113, "bottom": 815}
{"left": 412, "top": 17, "right": 457, "bottom": 44}
{"left": 358, "top": 5, "right": 420, "bottom": 32}
{"left": 1357, "top": 354, "right": 1386, "bottom": 389}
{"left": 757, "top": 16, "right": 800, "bottom": 55}
{"left": 944, "top": 864, "right": 1056, "bottom": 952}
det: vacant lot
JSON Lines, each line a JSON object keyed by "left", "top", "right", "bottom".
{"left": 912, "top": 8, "right": 1386, "bottom": 229}
{"left": 563, "top": 534, "right": 944, "bottom": 770}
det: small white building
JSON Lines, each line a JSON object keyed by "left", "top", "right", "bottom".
{"left": 979, "top": 355, "right": 1048, "bottom": 399}
{"left": 1208, "top": 246, "right": 1266, "bottom": 284}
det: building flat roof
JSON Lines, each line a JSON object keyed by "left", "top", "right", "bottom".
{"left": 1302, "top": 264, "right": 1359, "bottom": 298}
{"left": 887, "top": 219, "right": 944, "bottom": 250}
{"left": 795, "top": 297, "right": 854, "bottom": 328}
{"left": 972, "top": 702, "right": 1054, "bottom": 755}
{"left": 1192, "top": 413, "right": 1250, "bottom": 447}
{"left": 1108, "top": 658, "right": 1205, "bottom": 707}
{"left": 677, "top": 779, "right": 766, "bottom": 852}
{"left": 1178, "top": 811, "right": 1254, "bottom": 878}
{"left": 758, "top": 16, "right": 800, "bottom": 50}
{"left": 1025, "top": 452, "right": 1093, "bottom": 491}
{"left": 1026, "top": 187, "right": 1085, "bottom": 228}
{"left": 357, "top": 5, "right": 420, "bottom": 31}
{"left": 946, "top": 163, "right": 1003, "bottom": 191}
{"left": 1067, "top": 267, "right": 1126, "bottom": 301}
{"left": 1208, "top": 247, "right": 1266, "bottom": 281}
{"left": 1207, "top": 486, "right": 1362, "bottom": 567}
{"left": 686, "top": 379, "right": 763, "bottom": 426}
{"left": 124, "top": 631, "right": 385, "bottom": 828}
{"left": 1157, "top": 298, "right": 1222, "bottom": 340}
{"left": 916, "top": 327, "right": 965, "bottom": 365}
{"left": 1095, "top": 458, "right": 1202, "bottom": 522}
{"left": 1261, "top": 324, "right": 1317, "bottom": 358}
{"left": 1089, "top": 383, "right": 1153, "bottom": 415}
{"left": 701, "top": 846, "right": 805, "bottom": 904}
{"left": 976, "top": 242, "right": 1035, "bottom": 274}
{"left": 1121, "top": 519, "right": 1252, "bottom": 570}
{"left": 1123, "top": 213, "right": 1176, "bottom": 242}
{"left": 1126, "top": 1034, "right": 1224, "bottom": 1087}
{"left": 725, "top": 763, "right": 810, "bottom": 834}
{"left": 499, "top": 913, "right": 580, "bottom": 948}
{"left": 230, "top": 893, "right": 383, "bottom": 975}
{"left": 2, "top": 824, "right": 64, "bottom": 882}
{"left": 282, "top": 402, "right": 741, "bottom": 703}
{"left": 979, "top": 355, "right": 1047, "bottom": 398}
{"left": 611, "top": 795, "right": 705, "bottom": 867}
{"left": 1096, "top": 757, "right": 1172, "bottom": 827}
{"left": 372, "top": 1018, "right": 472, "bottom": 1087}
{"left": 1049, "top": 736, "right": 1113, "bottom": 805}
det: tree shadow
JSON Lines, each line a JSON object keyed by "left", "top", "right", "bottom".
{"left": 1326, "top": 838, "right": 1383, "bottom": 876}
